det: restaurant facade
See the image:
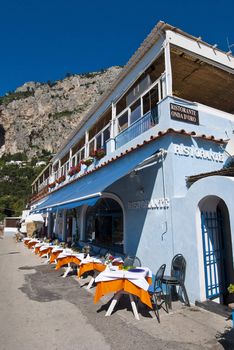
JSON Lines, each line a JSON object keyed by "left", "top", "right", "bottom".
{"left": 30, "top": 21, "right": 234, "bottom": 305}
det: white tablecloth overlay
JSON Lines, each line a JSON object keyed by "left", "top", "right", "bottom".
{"left": 57, "top": 251, "right": 84, "bottom": 260}
{"left": 95, "top": 267, "right": 152, "bottom": 291}
{"left": 50, "top": 246, "right": 63, "bottom": 253}
{"left": 28, "top": 238, "right": 40, "bottom": 244}
{"left": 80, "top": 256, "right": 103, "bottom": 265}
{"left": 39, "top": 244, "right": 53, "bottom": 252}
{"left": 34, "top": 242, "right": 44, "bottom": 248}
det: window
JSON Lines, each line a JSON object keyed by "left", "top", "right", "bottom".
{"left": 103, "top": 128, "right": 110, "bottom": 148}
{"left": 118, "top": 111, "right": 128, "bottom": 132}
{"left": 96, "top": 134, "right": 102, "bottom": 149}
{"left": 130, "top": 99, "right": 141, "bottom": 124}
{"left": 143, "top": 85, "right": 159, "bottom": 115}
{"left": 89, "top": 140, "right": 95, "bottom": 156}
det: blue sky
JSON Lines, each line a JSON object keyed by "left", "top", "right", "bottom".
{"left": 0, "top": 0, "right": 233, "bottom": 96}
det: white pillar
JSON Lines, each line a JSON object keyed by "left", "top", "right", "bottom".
{"left": 69, "top": 148, "right": 73, "bottom": 167}
{"left": 164, "top": 37, "right": 173, "bottom": 96}
{"left": 85, "top": 130, "right": 89, "bottom": 158}
{"left": 106, "top": 102, "right": 116, "bottom": 153}
{"left": 62, "top": 210, "right": 67, "bottom": 242}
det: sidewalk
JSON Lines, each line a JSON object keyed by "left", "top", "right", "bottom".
{"left": 0, "top": 236, "right": 233, "bottom": 350}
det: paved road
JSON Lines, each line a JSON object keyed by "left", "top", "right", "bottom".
{"left": 0, "top": 236, "right": 233, "bottom": 350}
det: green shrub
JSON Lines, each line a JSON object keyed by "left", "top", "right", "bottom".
{"left": 51, "top": 110, "right": 73, "bottom": 120}
{"left": 0, "top": 90, "right": 34, "bottom": 105}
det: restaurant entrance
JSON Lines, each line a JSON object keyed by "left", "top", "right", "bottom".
{"left": 85, "top": 198, "right": 123, "bottom": 252}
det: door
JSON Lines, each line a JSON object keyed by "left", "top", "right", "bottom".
{"left": 201, "top": 211, "right": 225, "bottom": 300}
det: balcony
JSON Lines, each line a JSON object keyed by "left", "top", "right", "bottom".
{"left": 115, "top": 108, "right": 158, "bottom": 149}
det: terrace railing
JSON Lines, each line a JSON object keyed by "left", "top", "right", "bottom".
{"left": 115, "top": 107, "right": 158, "bottom": 149}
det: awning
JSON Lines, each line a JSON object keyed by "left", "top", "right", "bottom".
{"left": 48, "top": 195, "right": 99, "bottom": 212}
{"left": 34, "top": 143, "right": 161, "bottom": 212}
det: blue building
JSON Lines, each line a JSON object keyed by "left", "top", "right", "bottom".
{"left": 30, "top": 21, "right": 234, "bottom": 305}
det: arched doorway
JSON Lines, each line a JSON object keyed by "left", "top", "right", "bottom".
{"left": 85, "top": 197, "right": 124, "bottom": 252}
{"left": 199, "top": 196, "right": 233, "bottom": 304}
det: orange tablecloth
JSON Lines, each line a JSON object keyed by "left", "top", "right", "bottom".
{"left": 38, "top": 246, "right": 53, "bottom": 257}
{"left": 78, "top": 262, "right": 106, "bottom": 278}
{"left": 50, "top": 250, "right": 63, "bottom": 263}
{"left": 24, "top": 238, "right": 31, "bottom": 246}
{"left": 55, "top": 256, "right": 82, "bottom": 270}
{"left": 35, "top": 245, "right": 43, "bottom": 254}
{"left": 94, "top": 277, "right": 153, "bottom": 309}
{"left": 28, "top": 241, "right": 38, "bottom": 249}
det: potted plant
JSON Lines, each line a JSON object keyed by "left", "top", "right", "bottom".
{"left": 228, "top": 284, "right": 234, "bottom": 294}
{"left": 81, "top": 157, "right": 94, "bottom": 166}
{"left": 228, "top": 284, "right": 234, "bottom": 327}
{"left": 91, "top": 148, "right": 106, "bottom": 160}
{"left": 68, "top": 163, "right": 81, "bottom": 176}
{"left": 56, "top": 175, "right": 66, "bottom": 184}
{"left": 48, "top": 181, "right": 56, "bottom": 189}
{"left": 68, "top": 166, "right": 76, "bottom": 176}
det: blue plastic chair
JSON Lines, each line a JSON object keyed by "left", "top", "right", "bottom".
{"left": 148, "top": 264, "right": 169, "bottom": 322}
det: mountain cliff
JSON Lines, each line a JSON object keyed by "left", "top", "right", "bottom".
{"left": 0, "top": 66, "right": 122, "bottom": 159}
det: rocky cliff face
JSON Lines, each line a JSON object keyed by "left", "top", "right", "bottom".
{"left": 0, "top": 66, "right": 122, "bottom": 158}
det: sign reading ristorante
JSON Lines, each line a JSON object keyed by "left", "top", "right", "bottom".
{"left": 170, "top": 103, "right": 199, "bottom": 125}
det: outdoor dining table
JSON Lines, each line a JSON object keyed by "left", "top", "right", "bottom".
{"left": 34, "top": 242, "right": 45, "bottom": 254}
{"left": 27, "top": 239, "right": 40, "bottom": 249}
{"left": 78, "top": 256, "right": 124, "bottom": 289}
{"left": 38, "top": 244, "right": 58, "bottom": 263}
{"left": 49, "top": 247, "right": 64, "bottom": 263}
{"left": 23, "top": 237, "right": 31, "bottom": 246}
{"left": 94, "top": 267, "right": 153, "bottom": 320}
{"left": 77, "top": 257, "right": 107, "bottom": 289}
{"left": 55, "top": 251, "right": 84, "bottom": 277}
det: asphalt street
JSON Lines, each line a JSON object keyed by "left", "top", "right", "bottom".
{"left": 0, "top": 236, "right": 233, "bottom": 350}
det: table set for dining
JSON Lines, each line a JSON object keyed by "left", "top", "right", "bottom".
{"left": 94, "top": 267, "right": 152, "bottom": 320}
{"left": 23, "top": 237, "right": 154, "bottom": 320}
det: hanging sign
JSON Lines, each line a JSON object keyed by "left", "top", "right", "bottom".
{"left": 170, "top": 103, "right": 199, "bottom": 125}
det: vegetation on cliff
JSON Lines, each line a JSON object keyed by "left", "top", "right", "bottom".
{"left": 0, "top": 151, "right": 52, "bottom": 221}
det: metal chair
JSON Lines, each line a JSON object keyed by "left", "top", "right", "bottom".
{"left": 162, "top": 254, "right": 190, "bottom": 308}
{"left": 148, "top": 264, "right": 168, "bottom": 322}
{"left": 123, "top": 255, "right": 141, "bottom": 267}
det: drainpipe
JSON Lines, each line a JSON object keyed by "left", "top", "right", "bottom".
{"left": 160, "top": 149, "right": 168, "bottom": 241}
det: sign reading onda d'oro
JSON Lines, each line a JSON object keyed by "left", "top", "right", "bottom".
{"left": 170, "top": 103, "right": 199, "bottom": 125}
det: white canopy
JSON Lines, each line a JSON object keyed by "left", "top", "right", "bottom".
{"left": 20, "top": 223, "right": 27, "bottom": 233}
{"left": 25, "top": 214, "right": 44, "bottom": 223}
